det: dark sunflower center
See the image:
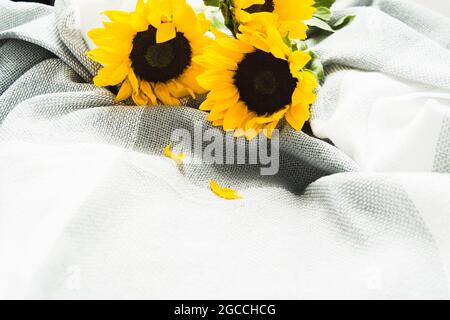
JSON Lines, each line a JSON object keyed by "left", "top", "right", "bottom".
{"left": 244, "top": 0, "right": 275, "bottom": 14}
{"left": 254, "top": 70, "right": 278, "bottom": 95}
{"left": 145, "top": 42, "right": 175, "bottom": 69}
{"left": 130, "top": 26, "right": 192, "bottom": 83}
{"left": 234, "top": 50, "right": 297, "bottom": 116}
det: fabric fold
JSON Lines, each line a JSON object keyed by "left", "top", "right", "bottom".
{"left": 0, "top": 0, "right": 449, "bottom": 299}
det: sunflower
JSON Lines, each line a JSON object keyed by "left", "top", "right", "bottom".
{"left": 87, "top": 0, "right": 211, "bottom": 106}
{"left": 194, "top": 16, "right": 317, "bottom": 139}
{"left": 234, "top": 0, "right": 316, "bottom": 40}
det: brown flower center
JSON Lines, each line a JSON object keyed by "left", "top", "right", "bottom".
{"left": 130, "top": 26, "right": 192, "bottom": 83}
{"left": 234, "top": 50, "right": 297, "bottom": 116}
{"left": 244, "top": 0, "right": 275, "bottom": 14}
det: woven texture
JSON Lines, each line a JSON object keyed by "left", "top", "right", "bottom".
{"left": 0, "top": 0, "right": 449, "bottom": 299}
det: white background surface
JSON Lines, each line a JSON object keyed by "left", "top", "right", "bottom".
{"left": 411, "top": 0, "right": 450, "bottom": 17}
{"left": 2, "top": 0, "right": 449, "bottom": 300}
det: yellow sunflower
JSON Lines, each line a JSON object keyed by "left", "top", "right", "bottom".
{"left": 87, "top": 0, "right": 211, "bottom": 106}
{"left": 195, "top": 16, "right": 317, "bottom": 140}
{"left": 234, "top": 0, "right": 316, "bottom": 40}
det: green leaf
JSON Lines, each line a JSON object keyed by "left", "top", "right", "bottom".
{"left": 305, "top": 59, "right": 325, "bottom": 84}
{"left": 314, "top": 7, "right": 332, "bottom": 21}
{"left": 306, "top": 17, "right": 335, "bottom": 33}
{"left": 220, "top": 1, "right": 239, "bottom": 36}
{"left": 203, "top": 0, "right": 220, "bottom": 7}
{"left": 305, "top": 52, "right": 325, "bottom": 84}
{"left": 282, "top": 36, "right": 292, "bottom": 49}
{"left": 211, "top": 16, "right": 225, "bottom": 29}
{"left": 333, "top": 15, "right": 356, "bottom": 30}
{"left": 313, "top": 0, "right": 335, "bottom": 9}
{"left": 292, "top": 40, "right": 308, "bottom": 51}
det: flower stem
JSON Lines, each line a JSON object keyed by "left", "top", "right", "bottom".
{"left": 204, "top": 0, "right": 239, "bottom": 36}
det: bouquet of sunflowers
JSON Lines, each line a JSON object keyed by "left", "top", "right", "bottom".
{"left": 87, "top": 0, "right": 352, "bottom": 140}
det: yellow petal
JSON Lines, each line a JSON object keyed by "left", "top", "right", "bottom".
{"left": 238, "top": 111, "right": 256, "bottom": 130}
{"left": 132, "top": 91, "right": 149, "bottom": 106}
{"left": 163, "top": 144, "right": 185, "bottom": 165}
{"left": 172, "top": 3, "right": 197, "bottom": 33}
{"left": 211, "top": 27, "right": 229, "bottom": 39}
{"left": 108, "top": 61, "right": 131, "bottom": 85}
{"left": 285, "top": 107, "right": 308, "bottom": 131}
{"left": 166, "top": 80, "right": 189, "bottom": 99}
{"left": 212, "top": 119, "right": 224, "bottom": 127}
{"left": 194, "top": 54, "right": 238, "bottom": 71}
{"left": 141, "top": 80, "right": 158, "bottom": 105}
{"left": 279, "top": 21, "right": 308, "bottom": 40}
{"left": 130, "top": 12, "right": 149, "bottom": 32}
{"left": 115, "top": 79, "right": 132, "bottom": 102}
{"left": 237, "top": 30, "right": 270, "bottom": 53}
{"left": 289, "top": 50, "right": 311, "bottom": 72}
{"left": 245, "top": 127, "right": 261, "bottom": 140}
{"left": 93, "top": 60, "right": 130, "bottom": 87}
{"left": 197, "top": 70, "right": 234, "bottom": 90}
{"left": 239, "top": 0, "right": 265, "bottom": 10}
{"left": 233, "top": 129, "right": 246, "bottom": 138}
{"left": 87, "top": 48, "right": 126, "bottom": 65}
{"left": 300, "top": 70, "right": 319, "bottom": 92}
{"left": 245, "top": 114, "right": 259, "bottom": 131}
{"left": 208, "top": 108, "right": 227, "bottom": 122}
{"left": 207, "top": 86, "right": 239, "bottom": 101}
{"left": 195, "top": 12, "right": 212, "bottom": 34}
{"left": 276, "top": 1, "right": 316, "bottom": 21}
{"left": 156, "top": 22, "right": 176, "bottom": 43}
{"left": 130, "top": 0, "right": 148, "bottom": 32}
{"left": 216, "top": 36, "right": 254, "bottom": 54}
{"left": 128, "top": 68, "right": 140, "bottom": 93}
{"left": 147, "top": 11, "right": 162, "bottom": 28}
{"left": 210, "top": 93, "right": 240, "bottom": 115}
{"left": 102, "top": 10, "right": 131, "bottom": 24}
{"left": 223, "top": 101, "right": 247, "bottom": 131}
{"left": 292, "top": 75, "right": 317, "bottom": 106}
{"left": 178, "top": 65, "right": 207, "bottom": 94}
{"left": 154, "top": 82, "right": 180, "bottom": 105}
{"left": 262, "top": 120, "right": 279, "bottom": 139}
{"left": 199, "top": 99, "right": 216, "bottom": 111}
{"left": 210, "top": 180, "right": 242, "bottom": 200}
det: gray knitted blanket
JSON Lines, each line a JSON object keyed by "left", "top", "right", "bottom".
{"left": 0, "top": 0, "right": 449, "bottom": 299}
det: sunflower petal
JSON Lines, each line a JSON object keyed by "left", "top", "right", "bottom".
{"left": 154, "top": 82, "right": 180, "bottom": 105}
{"left": 93, "top": 61, "right": 130, "bottom": 87}
{"left": 141, "top": 80, "right": 158, "bottom": 105}
{"left": 115, "top": 79, "right": 132, "bottom": 102}
{"left": 223, "top": 102, "right": 247, "bottom": 131}
{"left": 285, "top": 107, "right": 308, "bottom": 131}
{"left": 128, "top": 68, "right": 140, "bottom": 94}
{"left": 290, "top": 50, "right": 311, "bottom": 71}
{"left": 199, "top": 99, "right": 216, "bottom": 111}
{"left": 132, "top": 91, "right": 149, "bottom": 106}
{"left": 156, "top": 22, "right": 176, "bottom": 43}
{"left": 262, "top": 120, "right": 279, "bottom": 139}
{"left": 210, "top": 180, "right": 242, "bottom": 200}
{"left": 163, "top": 144, "right": 185, "bottom": 165}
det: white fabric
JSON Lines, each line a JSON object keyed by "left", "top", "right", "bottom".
{"left": 0, "top": 0, "right": 450, "bottom": 300}
{"left": 312, "top": 70, "right": 450, "bottom": 172}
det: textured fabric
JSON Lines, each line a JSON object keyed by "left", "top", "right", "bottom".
{"left": 0, "top": 0, "right": 449, "bottom": 299}
{"left": 310, "top": 0, "right": 450, "bottom": 174}
{"left": 434, "top": 118, "right": 450, "bottom": 173}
